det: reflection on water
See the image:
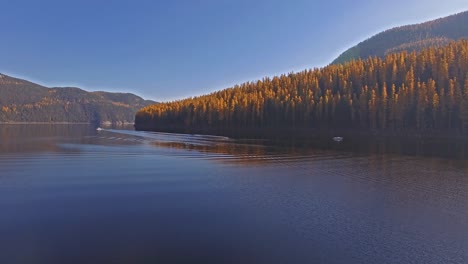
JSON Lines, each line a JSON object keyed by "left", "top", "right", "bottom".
{"left": 0, "top": 124, "right": 93, "bottom": 153}
{"left": 0, "top": 125, "right": 467, "bottom": 264}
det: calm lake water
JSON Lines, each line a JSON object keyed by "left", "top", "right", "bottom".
{"left": 0, "top": 124, "right": 467, "bottom": 264}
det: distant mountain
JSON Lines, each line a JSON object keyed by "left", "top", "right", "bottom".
{"left": 332, "top": 11, "right": 468, "bottom": 64}
{"left": 0, "top": 73, "right": 156, "bottom": 125}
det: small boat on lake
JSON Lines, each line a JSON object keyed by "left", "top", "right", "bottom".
{"left": 332, "top": 136, "right": 343, "bottom": 142}
{"left": 96, "top": 127, "right": 103, "bottom": 131}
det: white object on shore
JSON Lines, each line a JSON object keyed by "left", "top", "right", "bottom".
{"left": 96, "top": 127, "right": 103, "bottom": 131}
{"left": 332, "top": 136, "right": 343, "bottom": 142}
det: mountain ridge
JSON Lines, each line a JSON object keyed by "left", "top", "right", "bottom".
{"left": 332, "top": 10, "right": 468, "bottom": 64}
{"left": 0, "top": 73, "right": 156, "bottom": 125}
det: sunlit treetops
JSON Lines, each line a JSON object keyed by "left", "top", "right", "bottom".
{"left": 136, "top": 40, "right": 468, "bottom": 133}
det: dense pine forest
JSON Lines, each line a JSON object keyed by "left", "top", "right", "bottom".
{"left": 135, "top": 40, "right": 468, "bottom": 137}
{"left": 332, "top": 11, "right": 468, "bottom": 64}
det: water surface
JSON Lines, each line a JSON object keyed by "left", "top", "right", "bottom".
{"left": 0, "top": 124, "right": 467, "bottom": 263}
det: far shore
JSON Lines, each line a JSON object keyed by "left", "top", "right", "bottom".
{"left": 0, "top": 122, "right": 91, "bottom": 125}
{"left": 0, "top": 122, "right": 135, "bottom": 126}
{"left": 134, "top": 125, "right": 468, "bottom": 141}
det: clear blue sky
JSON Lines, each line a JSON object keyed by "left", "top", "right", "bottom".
{"left": 1, "top": 0, "right": 468, "bottom": 102}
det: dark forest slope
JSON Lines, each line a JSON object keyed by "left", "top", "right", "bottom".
{"left": 332, "top": 11, "right": 468, "bottom": 64}
{"left": 136, "top": 40, "right": 468, "bottom": 137}
{"left": 0, "top": 74, "right": 155, "bottom": 124}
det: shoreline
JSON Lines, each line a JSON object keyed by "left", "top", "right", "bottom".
{"left": 0, "top": 122, "right": 91, "bottom": 125}
{"left": 134, "top": 125, "right": 468, "bottom": 141}
{"left": 0, "top": 122, "right": 135, "bottom": 125}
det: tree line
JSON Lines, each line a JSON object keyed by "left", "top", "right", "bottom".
{"left": 135, "top": 40, "right": 468, "bottom": 135}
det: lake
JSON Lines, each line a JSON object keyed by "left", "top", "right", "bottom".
{"left": 0, "top": 124, "right": 467, "bottom": 264}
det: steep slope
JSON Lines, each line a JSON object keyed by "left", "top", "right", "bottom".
{"left": 0, "top": 73, "right": 156, "bottom": 124}
{"left": 136, "top": 40, "right": 468, "bottom": 137}
{"left": 332, "top": 11, "right": 468, "bottom": 64}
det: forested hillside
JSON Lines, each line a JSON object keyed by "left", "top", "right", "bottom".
{"left": 332, "top": 11, "right": 468, "bottom": 64}
{"left": 136, "top": 40, "right": 468, "bottom": 137}
{"left": 0, "top": 74, "right": 155, "bottom": 124}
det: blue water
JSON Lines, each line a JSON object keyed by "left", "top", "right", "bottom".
{"left": 0, "top": 125, "right": 467, "bottom": 263}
